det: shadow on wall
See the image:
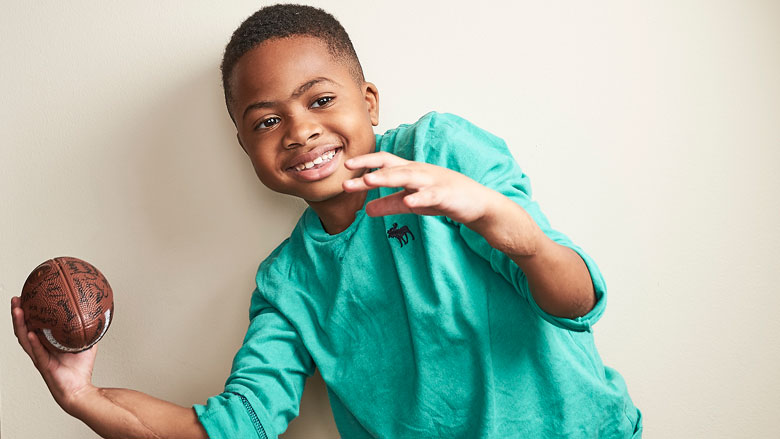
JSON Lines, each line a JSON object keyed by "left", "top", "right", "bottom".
{"left": 86, "top": 64, "right": 336, "bottom": 437}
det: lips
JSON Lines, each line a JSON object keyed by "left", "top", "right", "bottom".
{"left": 284, "top": 146, "right": 344, "bottom": 182}
{"left": 291, "top": 148, "right": 338, "bottom": 171}
{"left": 285, "top": 146, "right": 342, "bottom": 172}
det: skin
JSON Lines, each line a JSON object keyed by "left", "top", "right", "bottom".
{"left": 231, "top": 36, "right": 379, "bottom": 234}
{"left": 10, "top": 34, "right": 596, "bottom": 438}
{"left": 342, "top": 153, "right": 597, "bottom": 319}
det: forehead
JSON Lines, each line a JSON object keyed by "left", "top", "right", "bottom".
{"left": 230, "top": 36, "right": 351, "bottom": 104}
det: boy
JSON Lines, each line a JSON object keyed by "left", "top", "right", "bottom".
{"left": 11, "top": 4, "right": 641, "bottom": 438}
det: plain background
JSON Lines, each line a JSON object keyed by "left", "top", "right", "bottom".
{"left": 2, "top": 1, "right": 779, "bottom": 438}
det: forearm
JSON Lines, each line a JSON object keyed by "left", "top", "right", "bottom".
{"left": 69, "top": 385, "right": 207, "bottom": 439}
{"left": 342, "top": 151, "right": 597, "bottom": 318}
{"left": 467, "top": 191, "right": 596, "bottom": 318}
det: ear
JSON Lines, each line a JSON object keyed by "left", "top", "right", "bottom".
{"left": 236, "top": 132, "right": 248, "bottom": 155}
{"left": 363, "top": 82, "right": 379, "bottom": 126}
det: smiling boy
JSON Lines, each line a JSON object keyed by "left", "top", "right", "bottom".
{"left": 12, "top": 4, "right": 641, "bottom": 438}
{"left": 229, "top": 32, "right": 379, "bottom": 232}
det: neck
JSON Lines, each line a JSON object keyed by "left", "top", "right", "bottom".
{"left": 307, "top": 190, "right": 368, "bottom": 235}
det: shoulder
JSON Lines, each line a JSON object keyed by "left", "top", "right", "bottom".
{"left": 382, "top": 111, "right": 510, "bottom": 150}
{"left": 257, "top": 237, "right": 292, "bottom": 277}
{"left": 254, "top": 216, "right": 310, "bottom": 294}
{"left": 378, "top": 112, "right": 517, "bottom": 180}
{"left": 377, "top": 112, "right": 488, "bottom": 149}
{"left": 249, "top": 234, "right": 304, "bottom": 319}
{"left": 254, "top": 238, "right": 293, "bottom": 297}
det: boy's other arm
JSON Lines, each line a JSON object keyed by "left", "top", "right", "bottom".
{"left": 11, "top": 297, "right": 208, "bottom": 439}
{"left": 68, "top": 387, "right": 208, "bottom": 439}
{"left": 465, "top": 194, "right": 597, "bottom": 319}
{"left": 344, "top": 152, "right": 596, "bottom": 319}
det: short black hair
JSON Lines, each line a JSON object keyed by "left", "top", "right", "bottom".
{"left": 221, "top": 4, "right": 364, "bottom": 119}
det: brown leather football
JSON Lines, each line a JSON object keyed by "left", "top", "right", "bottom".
{"left": 20, "top": 257, "right": 114, "bottom": 353}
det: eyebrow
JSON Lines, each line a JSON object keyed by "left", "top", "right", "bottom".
{"left": 241, "top": 77, "right": 338, "bottom": 121}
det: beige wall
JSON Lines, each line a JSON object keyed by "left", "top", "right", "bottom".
{"left": 2, "top": 1, "right": 779, "bottom": 438}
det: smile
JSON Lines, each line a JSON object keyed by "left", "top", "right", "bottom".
{"left": 292, "top": 148, "right": 339, "bottom": 171}
{"left": 286, "top": 147, "right": 344, "bottom": 182}
{"left": 287, "top": 147, "right": 342, "bottom": 172}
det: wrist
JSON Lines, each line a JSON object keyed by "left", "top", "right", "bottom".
{"left": 464, "top": 188, "right": 505, "bottom": 230}
{"left": 62, "top": 383, "right": 100, "bottom": 418}
{"left": 466, "top": 191, "right": 545, "bottom": 257}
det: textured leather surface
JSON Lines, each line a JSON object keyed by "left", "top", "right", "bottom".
{"left": 21, "top": 257, "right": 114, "bottom": 353}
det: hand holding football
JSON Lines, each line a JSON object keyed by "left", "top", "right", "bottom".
{"left": 20, "top": 257, "right": 114, "bottom": 353}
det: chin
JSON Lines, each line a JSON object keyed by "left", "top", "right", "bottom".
{"left": 297, "top": 185, "right": 345, "bottom": 204}
{"left": 295, "top": 172, "right": 357, "bottom": 204}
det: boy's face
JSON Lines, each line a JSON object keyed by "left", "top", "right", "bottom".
{"left": 229, "top": 36, "right": 379, "bottom": 203}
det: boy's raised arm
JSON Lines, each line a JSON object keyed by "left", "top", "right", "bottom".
{"left": 11, "top": 297, "right": 208, "bottom": 439}
{"left": 343, "top": 152, "right": 596, "bottom": 320}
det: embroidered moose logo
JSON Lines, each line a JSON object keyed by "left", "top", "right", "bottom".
{"left": 387, "top": 223, "right": 415, "bottom": 247}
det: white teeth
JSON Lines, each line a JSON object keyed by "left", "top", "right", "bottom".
{"left": 293, "top": 148, "right": 339, "bottom": 172}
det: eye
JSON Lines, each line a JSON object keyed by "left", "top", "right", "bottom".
{"left": 311, "top": 96, "right": 334, "bottom": 108}
{"left": 255, "top": 116, "right": 281, "bottom": 131}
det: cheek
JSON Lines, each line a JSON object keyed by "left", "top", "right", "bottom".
{"left": 253, "top": 169, "right": 290, "bottom": 195}
{"left": 333, "top": 111, "right": 375, "bottom": 151}
{"left": 248, "top": 152, "right": 280, "bottom": 180}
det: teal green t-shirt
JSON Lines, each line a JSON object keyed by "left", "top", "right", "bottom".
{"left": 194, "top": 112, "right": 642, "bottom": 438}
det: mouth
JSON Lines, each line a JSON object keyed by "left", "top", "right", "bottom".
{"left": 285, "top": 147, "right": 344, "bottom": 182}
{"left": 286, "top": 147, "right": 342, "bottom": 172}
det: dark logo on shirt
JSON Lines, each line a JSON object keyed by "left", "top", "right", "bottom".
{"left": 387, "top": 223, "right": 415, "bottom": 247}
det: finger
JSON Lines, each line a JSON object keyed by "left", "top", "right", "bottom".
{"left": 342, "top": 174, "right": 373, "bottom": 192}
{"left": 402, "top": 190, "right": 453, "bottom": 217}
{"left": 27, "top": 330, "right": 52, "bottom": 369}
{"left": 403, "top": 187, "right": 443, "bottom": 210}
{"left": 345, "top": 151, "right": 408, "bottom": 170}
{"left": 11, "top": 299, "right": 36, "bottom": 358}
{"left": 365, "top": 190, "right": 415, "bottom": 217}
{"left": 11, "top": 304, "right": 28, "bottom": 343}
{"left": 344, "top": 167, "right": 426, "bottom": 193}
{"left": 10, "top": 296, "right": 17, "bottom": 323}
{"left": 360, "top": 166, "right": 433, "bottom": 191}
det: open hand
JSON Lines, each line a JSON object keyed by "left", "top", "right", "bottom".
{"left": 343, "top": 152, "right": 500, "bottom": 225}
{"left": 11, "top": 296, "right": 97, "bottom": 414}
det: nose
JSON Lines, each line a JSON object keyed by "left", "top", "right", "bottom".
{"left": 283, "top": 116, "right": 321, "bottom": 149}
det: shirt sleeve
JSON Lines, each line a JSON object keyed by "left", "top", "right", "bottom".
{"left": 193, "top": 289, "right": 315, "bottom": 439}
{"left": 418, "top": 112, "right": 607, "bottom": 332}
